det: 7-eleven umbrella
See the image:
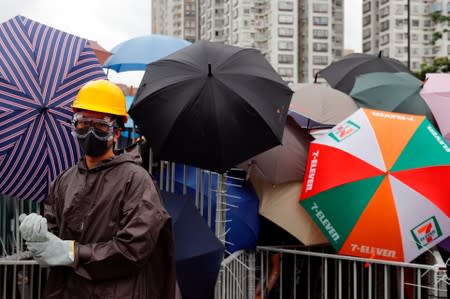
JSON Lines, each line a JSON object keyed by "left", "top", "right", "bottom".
{"left": 300, "top": 108, "right": 450, "bottom": 262}
{"left": 0, "top": 15, "right": 105, "bottom": 201}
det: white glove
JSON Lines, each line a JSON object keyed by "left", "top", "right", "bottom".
{"left": 19, "top": 213, "right": 48, "bottom": 242}
{"left": 19, "top": 213, "right": 74, "bottom": 267}
{"left": 26, "top": 231, "right": 74, "bottom": 267}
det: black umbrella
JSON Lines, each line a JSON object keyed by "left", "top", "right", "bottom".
{"left": 317, "top": 51, "right": 411, "bottom": 94}
{"left": 161, "top": 191, "right": 224, "bottom": 299}
{"left": 129, "top": 40, "right": 293, "bottom": 173}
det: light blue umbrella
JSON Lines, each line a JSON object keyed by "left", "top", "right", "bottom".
{"left": 121, "top": 96, "right": 140, "bottom": 139}
{"left": 103, "top": 34, "right": 191, "bottom": 72}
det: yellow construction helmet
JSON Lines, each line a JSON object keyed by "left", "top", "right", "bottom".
{"left": 72, "top": 79, "right": 128, "bottom": 123}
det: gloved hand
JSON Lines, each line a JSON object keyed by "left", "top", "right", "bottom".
{"left": 19, "top": 213, "right": 74, "bottom": 267}
{"left": 26, "top": 232, "right": 74, "bottom": 267}
{"left": 19, "top": 213, "right": 48, "bottom": 242}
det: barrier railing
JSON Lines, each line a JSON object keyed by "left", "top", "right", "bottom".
{"left": 254, "top": 246, "right": 448, "bottom": 299}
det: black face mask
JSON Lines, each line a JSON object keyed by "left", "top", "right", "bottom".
{"left": 77, "top": 132, "right": 113, "bottom": 157}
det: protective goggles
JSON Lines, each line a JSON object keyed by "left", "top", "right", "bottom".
{"left": 71, "top": 113, "right": 117, "bottom": 141}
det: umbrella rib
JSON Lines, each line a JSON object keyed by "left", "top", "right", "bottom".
{"left": 213, "top": 75, "right": 282, "bottom": 145}
{"left": 154, "top": 77, "right": 209, "bottom": 154}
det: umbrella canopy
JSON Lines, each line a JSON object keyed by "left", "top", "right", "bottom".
{"left": 87, "top": 40, "right": 111, "bottom": 65}
{"left": 350, "top": 72, "right": 436, "bottom": 125}
{"left": 0, "top": 15, "right": 105, "bottom": 202}
{"left": 161, "top": 191, "right": 224, "bottom": 299}
{"left": 130, "top": 40, "right": 293, "bottom": 173}
{"left": 171, "top": 165, "right": 260, "bottom": 253}
{"left": 240, "top": 116, "right": 313, "bottom": 185}
{"left": 288, "top": 110, "right": 330, "bottom": 129}
{"left": 103, "top": 34, "right": 191, "bottom": 72}
{"left": 289, "top": 83, "right": 358, "bottom": 126}
{"left": 318, "top": 52, "right": 411, "bottom": 94}
{"left": 300, "top": 108, "right": 450, "bottom": 262}
{"left": 250, "top": 167, "right": 328, "bottom": 246}
{"left": 438, "top": 236, "right": 450, "bottom": 252}
{"left": 420, "top": 73, "right": 450, "bottom": 141}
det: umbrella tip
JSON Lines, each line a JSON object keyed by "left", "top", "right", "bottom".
{"left": 208, "top": 63, "right": 212, "bottom": 77}
{"left": 40, "top": 106, "right": 49, "bottom": 113}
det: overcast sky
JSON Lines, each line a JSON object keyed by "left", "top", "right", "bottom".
{"left": 0, "top": 0, "right": 362, "bottom": 85}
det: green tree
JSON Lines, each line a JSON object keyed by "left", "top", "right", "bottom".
{"left": 414, "top": 11, "right": 450, "bottom": 80}
{"left": 415, "top": 57, "right": 450, "bottom": 81}
{"left": 428, "top": 11, "right": 449, "bottom": 45}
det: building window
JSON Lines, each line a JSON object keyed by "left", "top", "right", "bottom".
{"left": 232, "top": 33, "right": 238, "bottom": 43}
{"left": 278, "top": 41, "right": 294, "bottom": 50}
{"left": 312, "top": 56, "right": 328, "bottom": 65}
{"left": 313, "top": 29, "right": 328, "bottom": 39}
{"left": 313, "top": 3, "right": 328, "bottom": 13}
{"left": 278, "top": 15, "right": 294, "bottom": 24}
{"left": 278, "top": 1, "right": 293, "bottom": 11}
{"left": 278, "top": 27, "right": 294, "bottom": 37}
{"left": 313, "top": 17, "right": 328, "bottom": 26}
{"left": 363, "top": 41, "right": 371, "bottom": 52}
{"left": 313, "top": 42, "right": 328, "bottom": 52}
{"left": 363, "top": 15, "right": 371, "bottom": 26}
{"left": 278, "top": 54, "right": 294, "bottom": 64}
{"left": 363, "top": 2, "right": 371, "bottom": 13}
{"left": 380, "top": 5, "right": 389, "bottom": 18}
{"left": 380, "top": 20, "right": 389, "bottom": 32}
{"left": 278, "top": 67, "right": 293, "bottom": 77}
{"left": 363, "top": 28, "right": 371, "bottom": 39}
{"left": 381, "top": 34, "right": 389, "bottom": 45}
{"left": 412, "top": 19, "right": 419, "bottom": 27}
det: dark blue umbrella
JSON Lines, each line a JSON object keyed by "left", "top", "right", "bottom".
{"left": 161, "top": 191, "right": 224, "bottom": 299}
{"left": 0, "top": 15, "right": 105, "bottom": 202}
{"left": 103, "top": 34, "right": 191, "bottom": 72}
{"left": 170, "top": 165, "right": 260, "bottom": 254}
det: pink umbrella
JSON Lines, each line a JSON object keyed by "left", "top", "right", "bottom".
{"left": 420, "top": 73, "right": 450, "bottom": 141}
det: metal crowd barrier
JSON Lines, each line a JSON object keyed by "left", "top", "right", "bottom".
{"left": 215, "top": 250, "right": 256, "bottom": 299}
{"left": 253, "top": 246, "right": 448, "bottom": 299}
{"left": 2, "top": 166, "right": 449, "bottom": 299}
{"left": 1, "top": 194, "right": 46, "bottom": 299}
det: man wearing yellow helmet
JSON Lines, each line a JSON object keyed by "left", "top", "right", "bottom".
{"left": 19, "top": 79, "right": 176, "bottom": 298}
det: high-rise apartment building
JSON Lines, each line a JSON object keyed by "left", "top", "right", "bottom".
{"left": 153, "top": 0, "right": 344, "bottom": 83}
{"left": 152, "top": 0, "right": 197, "bottom": 43}
{"left": 362, "top": 0, "right": 450, "bottom": 71}
{"left": 298, "top": 0, "right": 344, "bottom": 82}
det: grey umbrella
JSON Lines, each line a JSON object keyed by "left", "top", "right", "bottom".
{"left": 240, "top": 116, "right": 313, "bottom": 185}
{"left": 289, "top": 83, "right": 358, "bottom": 126}
{"left": 317, "top": 52, "right": 411, "bottom": 94}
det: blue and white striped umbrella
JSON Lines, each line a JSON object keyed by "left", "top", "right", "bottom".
{"left": 0, "top": 15, "right": 106, "bottom": 201}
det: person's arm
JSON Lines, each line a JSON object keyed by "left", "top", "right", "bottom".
{"left": 72, "top": 169, "right": 171, "bottom": 281}
{"left": 255, "top": 253, "right": 281, "bottom": 299}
